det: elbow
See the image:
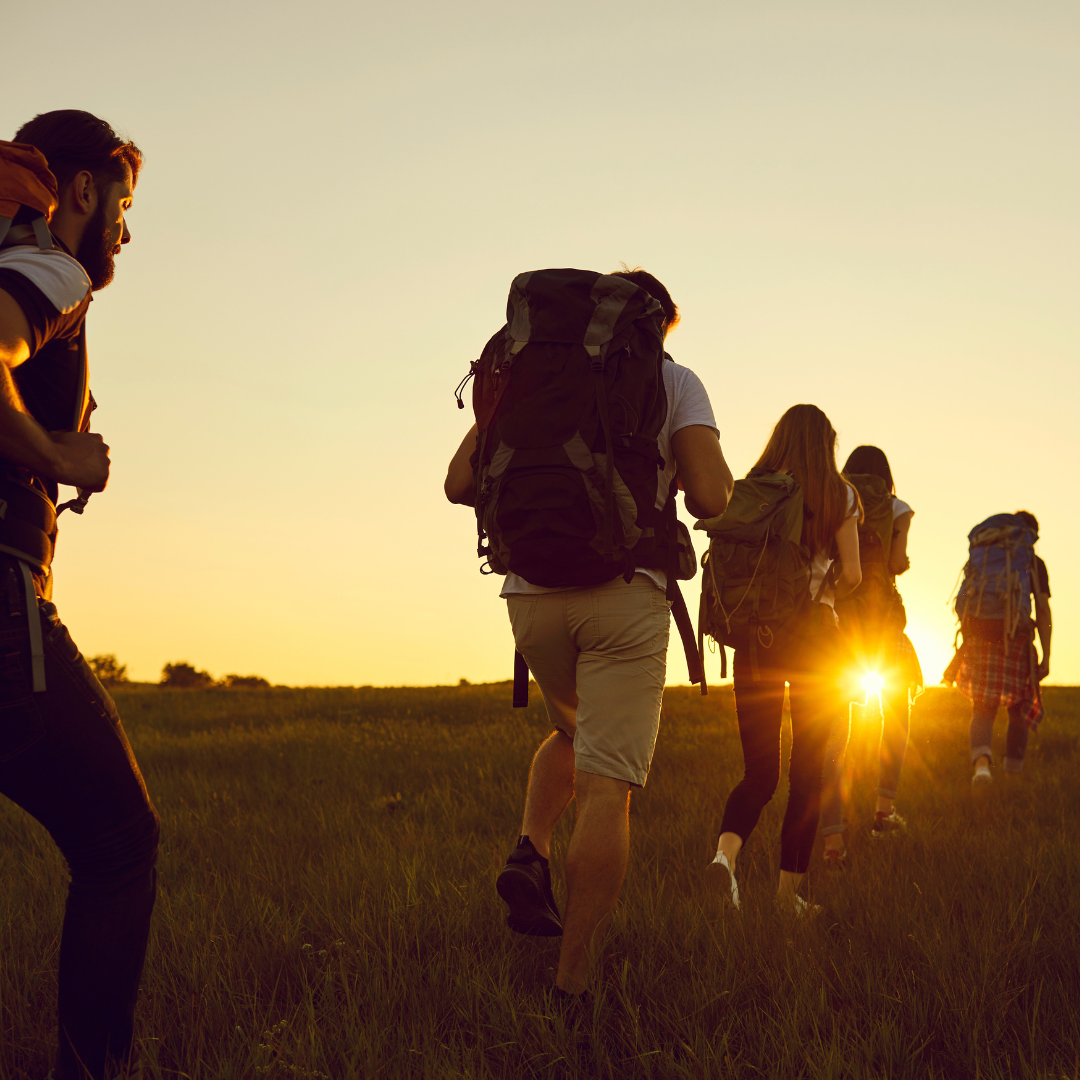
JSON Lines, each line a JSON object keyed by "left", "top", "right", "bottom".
{"left": 444, "top": 475, "right": 468, "bottom": 505}
{"left": 445, "top": 483, "right": 475, "bottom": 507}
{"left": 685, "top": 480, "right": 730, "bottom": 520}
{"left": 701, "top": 493, "right": 729, "bottom": 519}
{"left": 840, "top": 570, "right": 862, "bottom": 595}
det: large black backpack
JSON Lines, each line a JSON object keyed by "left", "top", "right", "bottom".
{"left": 458, "top": 268, "right": 703, "bottom": 694}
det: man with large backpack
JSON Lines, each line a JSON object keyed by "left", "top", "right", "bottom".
{"left": 445, "top": 268, "right": 731, "bottom": 996}
{"left": 946, "top": 510, "right": 1051, "bottom": 784}
{"left": 0, "top": 112, "right": 158, "bottom": 1079}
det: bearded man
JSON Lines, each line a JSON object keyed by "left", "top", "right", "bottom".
{"left": 0, "top": 110, "right": 158, "bottom": 1080}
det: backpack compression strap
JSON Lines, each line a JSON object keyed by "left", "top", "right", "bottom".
{"left": 669, "top": 580, "right": 705, "bottom": 691}
{"left": 513, "top": 650, "right": 530, "bottom": 708}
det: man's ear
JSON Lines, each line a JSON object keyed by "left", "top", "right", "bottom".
{"left": 68, "top": 170, "right": 98, "bottom": 216}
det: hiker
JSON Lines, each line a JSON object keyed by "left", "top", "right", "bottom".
{"left": 0, "top": 112, "right": 158, "bottom": 1080}
{"left": 701, "top": 404, "right": 860, "bottom": 913}
{"left": 945, "top": 510, "right": 1050, "bottom": 783}
{"left": 819, "top": 445, "right": 923, "bottom": 865}
{"left": 445, "top": 268, "right": 732, "bottom": 995}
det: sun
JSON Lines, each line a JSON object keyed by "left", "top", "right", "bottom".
{"left": 861, "top": 671, "right": 885, "bottom": 694}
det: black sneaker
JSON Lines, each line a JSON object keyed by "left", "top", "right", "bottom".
{"left": 496, "top": 835, "right": 563, "bottom": 936}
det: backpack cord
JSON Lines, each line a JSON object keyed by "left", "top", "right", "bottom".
{"left": 714, "top": 521, "right": 772, "bottom": 635}
{"left": 975, "top": 547, "right": 989, "bottom": 616}
{"left": 454, "top": 360, "right": 479, "bottom": 410}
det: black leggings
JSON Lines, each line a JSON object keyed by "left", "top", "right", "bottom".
{"left": 719, "top": 642, "right": 837, "bottom": 874}
{"left": 0, "top": 577, "right": 159, "bottom": 1080}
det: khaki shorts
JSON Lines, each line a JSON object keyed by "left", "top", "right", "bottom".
{"left": 506, "top": 574, "right": 671, "bottom": 787}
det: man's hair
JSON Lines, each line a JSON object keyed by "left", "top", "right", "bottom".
{"left": 610, "top": 266, "right": 680, "bottom": 331}
{"left": 14, "top": 110, "right": 142, "bottom": 193}
{"left": 1015, "top": 510, "right": 1039, "bottom": 535}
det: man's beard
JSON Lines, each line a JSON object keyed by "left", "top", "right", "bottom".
{"left": 75, "top": 203, "right": 117, "bottom": 291}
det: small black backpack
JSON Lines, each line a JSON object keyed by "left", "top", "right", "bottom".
{"left": 834, "top": 474, "right": 906, "bottom": 667}
{"left": 457, "top": 268, "right": 703, "bottom": 693}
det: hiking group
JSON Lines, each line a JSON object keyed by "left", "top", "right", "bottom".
{"left": 0, "top": 109, "right": 1054, "bottom": 1074}
{"left": 445, "top": 268, "right": 1052, "bottom": 995}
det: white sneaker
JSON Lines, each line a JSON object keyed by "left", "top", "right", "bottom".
{"left": 707, "top": 850, "right": 740, "bottom": 910}
{"left": 972, "top": 764, "right": 992, "bottom": 785}
{"left": 794, "top": 895, "right": 822, "bottom": 918}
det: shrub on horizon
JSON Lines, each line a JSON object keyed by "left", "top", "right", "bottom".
{"left": 219, "top": 674, "right": 271, "bottom": 690}
{"left": 88, "top": 654, "right": 130, "bottom": 687}
{"left": 160, "top": 662, "right": 215, "bottom": 690}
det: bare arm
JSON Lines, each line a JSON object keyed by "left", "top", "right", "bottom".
{"left": 0, "top": 288, "right": 110, "bottom": 490}
{"left": 888, "top": 510, "right": 913, "bottom": 576}
{"left": 671, "top": 425, "right": 733, "bottom": 519}
{"left": 1033, "top": 577, "right": 1051, "bottom": 681}
{"left": 832, "top": 515, "right": 862, "bottom": 600}
{"left": 444, "top": 423, "right": 477, "bottom": 505}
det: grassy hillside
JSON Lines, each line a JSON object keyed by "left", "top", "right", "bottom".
{"left": 1, "top": 683, "right": 1077, "bottom": 1079}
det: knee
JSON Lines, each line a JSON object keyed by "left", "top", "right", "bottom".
{"left": 68, "top": 805, "right": 160, "bottom": 893}
{"left": 742, "top": 760, "right": 780, "bottom": 802}
{"left": 575, "top": 770, "right": 631, "bottom": 806}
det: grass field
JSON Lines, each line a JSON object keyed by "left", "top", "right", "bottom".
{"left": 1, "top": 681, "right": 1078, "bottom": 1079}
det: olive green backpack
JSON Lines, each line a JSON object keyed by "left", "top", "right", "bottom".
{"left": 696, "top": 469, "right": 813, "bottom": 685}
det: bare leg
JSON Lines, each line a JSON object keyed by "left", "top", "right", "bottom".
{"left": 519, "top": 730, "right": 576, "bottom": 860}
{"left": 556, "top": 770, "right": 631, "bottom": 994}
{"left": 875, "top": 795, "right": 894, "bottom": 815}
{"left": 777, "top": 870, "right": 806, "bottom": 901}
{"left": 715, "top": 831, "right": 743, "bottom": 868}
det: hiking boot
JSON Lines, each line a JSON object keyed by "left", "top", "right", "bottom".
{"left": 871, "top": 810, "right": 907, "bottom": 838}
{"left": 547, "top": 985, "right": 590, "bottom": 1018}
{"left": 496, "top": 835, "right": 562, "bottom": 936}
{"left": 705, "top": 850, "right": 741, "bottom": 910}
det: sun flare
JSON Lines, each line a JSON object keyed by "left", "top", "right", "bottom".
{"left": 861, "top": 671, "right": 885, "bottom": 695}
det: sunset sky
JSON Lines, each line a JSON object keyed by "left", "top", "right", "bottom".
{"left": 4, "top": 1, "right": 1076, "bottom": 686}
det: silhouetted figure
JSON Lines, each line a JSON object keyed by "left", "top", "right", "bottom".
{"left": 820, "top": 445, "right": 923, "bottom": 864}
{"left": 446, "top": 269, "right": 732, "bottom": 995}
{"left": 946, "top": 510, "right": 1051, "bottom": 783}
{"left": 0, "top": 111, "right": 158, "bottom": 1080}
{"left": 703, "top": 405, "right": 861, "bottom": 914}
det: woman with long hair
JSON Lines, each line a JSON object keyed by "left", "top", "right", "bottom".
{"left": 709, "top": 405, "right": 861, "bottom": 912}
{"left": 820, "top": 445, "right": 922, "bottom": 866}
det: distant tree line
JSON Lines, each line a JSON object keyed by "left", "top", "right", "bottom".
{"left": 86, "top": 655, "right": 271, "bottom": 690}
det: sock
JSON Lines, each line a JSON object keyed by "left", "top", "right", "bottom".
{"left": 512, "top": 835, "right": 548, "bottom": 867}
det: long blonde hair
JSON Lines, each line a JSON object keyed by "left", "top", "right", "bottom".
{"left": 755, "top": 404, "right": 860, "bottom": 554}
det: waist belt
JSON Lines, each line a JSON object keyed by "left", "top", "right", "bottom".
{"left": 0, "top": 481, "right": 55, "bottom": 692}
{"left": 0, "top": 480, "right": 56, "bottom": 574}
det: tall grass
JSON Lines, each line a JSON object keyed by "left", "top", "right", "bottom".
{"left": 1, "top": 683, "right": 1077, "bottom": 1079}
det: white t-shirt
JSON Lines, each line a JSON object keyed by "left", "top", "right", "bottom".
{"left": 500, "top": 356, "right": 718, "bottom": 597}
{"left": 893, "top": 496, "right": 914, "bottom": 519}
